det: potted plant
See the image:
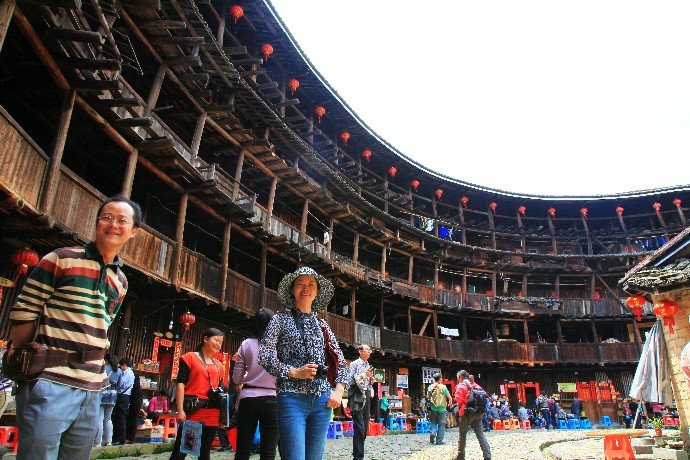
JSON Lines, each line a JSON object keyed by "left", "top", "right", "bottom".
{"left": 648, "top": 416, "right": 664, "bottom": 437}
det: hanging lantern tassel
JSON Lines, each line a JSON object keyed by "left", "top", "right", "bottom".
{"left": 625, "top": 295, "right": 646, "bottom": 322}
{"left": 654, "top": 300, "right": 679, "bottom": 334}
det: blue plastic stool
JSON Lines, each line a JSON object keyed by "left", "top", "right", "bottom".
{"left": 386, "top": 418, "right": 399, "bottom": 430}
{"left": 416, "top": 420, "right": 430, "bottom": 433}
{"left": 557, "top": 419, "right": 567, "bottom": 429}
{"left": 580, "top": 418, "right": 592, "bottom": 429}
{"left": 327, "top": 421, "right": 344, "bottom": 439}
{"left": 601, "top": 416, "right": 612, "bottom": 426}
{"left": 567, "top": 419, "right": 580, "bottom": 429}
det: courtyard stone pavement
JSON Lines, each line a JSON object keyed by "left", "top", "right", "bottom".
{"left": 84, "top": 427, "right": 664, "bottom": 460}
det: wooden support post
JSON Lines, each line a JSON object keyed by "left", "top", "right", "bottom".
{"left": 591, "top": 319, "right": 603, "bottom": 363}
{"left": 491, "top": 270, "right": 497, "bottom": 297}
{"left": 264, "top": 176, "right": 278, "bottom": 230}
{"left": 172, "top": 191, "right": 189, "bottom": 290}
{"left": 115, "top": 297, "right": 135, "bottom": 359}
{"left": 555, "top": 274, "right": 561, "bottom": 298}
{"left": 190, "top": 111, "right": 207, "bottom": 159}
{"left": 350, "top": 289, "right": 357, "bottom": 323}
{"left": 381, "top": 244, "right": 387, "bottom": 279}
{"left": 408, "top": 255, "right": 414, "bottom": 283}
{"left": 522, "top": 273, "right": 528, "bottom": 297}
{"left": 121, "top": 148, "right": 139, "bottom": 199}
{"left": 260, "top": 242, "right": 267, "bottom": 306}
{"left": 590, "top": 274, "right": 596, "bottom": 300}
{"left": 326, "top": 219, "right": 333, "bottom": 259}
{"left": 0, "top": 0, "right": 16, "bottom": 52}
{"left": 353, "top": 232, "right": 359, "bottom": 264}
{"left": 231, "top": 149, "right": 245, "bottom": 201}
{"left": 39, "top": 88, "right": 76, "bottom": 214}
{"left": 379, "top": 298, "right": 385, "bottom": 330}
{"left": 144, "top": 63, "right": 167, "bottom": 117}
{"left": 216, "top": 0, "right": 227, "bottom": 45}
{"left": 433, "top": 261, "right": 439, "bottom": 290}
{"left": 218, "top": 221, "right": 231, "bottom": 309}
{"left": 299, "top": 199, "right": 309, "bottom": 246}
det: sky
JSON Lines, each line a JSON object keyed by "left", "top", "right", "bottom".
{"left": 268, "top": 1, "right": 690, "bottom": 196}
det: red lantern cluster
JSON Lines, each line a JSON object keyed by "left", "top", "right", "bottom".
{"left": 654, "top": 300, "right": 679, "bottom": 334}
{"left": 548, "top": 207, "right": 556, "bottom": 218}
{"left": 435, "top": 189, "right": 443, "bottom": 200}
{"left": 229, "top": 5, "right": 244, "bottom": 23}
{"left": 653, "top": 202, "right": 662, "bottom": 213}
{"left": 674, "top": 198, "right": 682, "bottom": 208}
{"left": 616, "top": 206, "right": 624, "bottom": 216}
{"left": 340, "top": 131, "right": 350, "bottom": 146}
{"left": 11, "top": 248, "right": 40, "bottom": 285}
{"left": 625, "top": 295, "right": 646, "bottom": 322}
{"left": 288, "top": 78, "right": 300, "bottom": 95}
{"left": 388, "top": 166, "right": 397, "bottom": 179}
{"left": 460, "top": 196, "right": 469, "bottom": 208}
{"left": 314, "top": 105, "right": 325, "bottom": 123}
{"left": 410, "top": 179, "right": 420, "bottom": 192}
{"left": 179, "top": 310, "right": 196, "bottom": 332}
{"left": 580, "top": 208, "right": 588, "bottom": 219}
{"left": 361, "top": 149, "right": 371, "bottom": 162}
{"left": 518, "top": 206, "right": 526, "bottom": 216}
{"left": 261, "top": 43, "right": 274, "bottom": 61}
{"left": 489, "top": 202, "right": 497, "bottom": 214}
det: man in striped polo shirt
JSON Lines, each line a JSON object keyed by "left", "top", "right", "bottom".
{"left": 8, "top": 195, "right": 140, "bottom": 459}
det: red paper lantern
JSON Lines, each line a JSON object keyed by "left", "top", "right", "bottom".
{"left": 261, "top": 43, "right": 274, "bottom": 61}
{"left": 10, "top": 247, "right": 39, "bottom": 285}
{"left": 580, "top": 208, "right": 588, "bottom": 219}
{"left": 518, "top": 205, "right": 526, "bottom": 216}
{"left": 653, "top": 202, "right": 662, "bottom": 213}
{"left": 229, "top": 5, "right": 244, "bottom": 23}
{"left": 340, "top": 131, "right": 350, "bottom": 146}
{"left": 410, "top": 180, "right": 420, "bottom": 192}
{"left": 489, "top": 202, "right": 497, "bottom": 214}
{"left": 179, "top": 311, "right": 196, "bottom": 332}
{"left": 653, "top": 300, "right": 680, "bottom": 334}
{"left": 674, "top": 198, "right": 682, "bottom": 207}
{"left": 616, "top": 206, "right": 624, "bottom": 216}
{"left": 314, "top": 105, "right": 325, "bottom": 123}
{"left": 388, "top": 166, "right": 397, "bottom": 179}
{"left": 548, "top": 207, "right": 556, "bottom": 218}
{"left": 361, "top": 149, "right": 372, "bottom": 162}
{"left": 460, "top": 196, "right": 469, "bottom": 208}
{"left": 435, "top": 189, "right": 443, "bottom": 200}
{"left": 288, "top": 78, "right": 300, "bottom": 95}
{"left": 625, "top": 295, "right": 646, "bottom": 322}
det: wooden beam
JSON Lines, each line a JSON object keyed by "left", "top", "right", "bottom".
{"left": 139, "top": 20, "right": 186, "bottom": 29}
{"left": 111, "top": 117, "right": 154, "bottom": 127}
{"left": 43, "top": 27, "right": 103, "bottom": 44}
{"left": 23, "top": 0, "right": 81, "bottom": 7}
{"left": 164, "top": 55, "right": 202, "bottom": 67}
{"left": 72, "top": 79, "right": 122, "bottom": 92}
{"left": 92, "top": 98, "right": 142, "bottom": 108}
{"left": 222, "top": 46, "right": 247, "bottom": 55}
{"left": 121, "top": 0, "right": 160, "bottom": 8}
{"left": 0, "top": 0, "right": 16, "bottom": 53}
{"left": 149, "top": 36, "right": 205, "bottom": 46}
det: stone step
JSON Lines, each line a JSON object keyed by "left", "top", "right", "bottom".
{"left": 652, "top": 447, "right": 689, "bottom": 460}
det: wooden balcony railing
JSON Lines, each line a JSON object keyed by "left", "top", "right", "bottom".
{"left": 325, "top": 313, "right": 353, "bottom": 344}
{"left": 437, "top": 289, "right": 461, "bottom": 308}
{"left": 497, "top": 340, "right": 528, "bottom": 362}
{"left": 179, "top": 249, "right": 221, "bottom": 301}
{"left": 0, "top": 106, "right": 47, "bottom": 208}
{"left": 391, "top": 281, "right": 420, "bottom": 300}
{"left": 436, "top": 339, "right": 464, "bottom": 361}
{"left": 225, "top": 271, "right": 261, "bottom": 316}
{"left": 52, "top": 169, "right": 101, "bottom": 241}
{"left": 559, "top": 343, "right": 599, "bottom": 363}
{"left": 264, "top": 288, "right": 280, "bottom": 312}
{"left": 381, "top": 329, "right": 410, "bottom": 355}
{"left": 530, "top": 343, "right": 558, "bottom": 363}
{"left": 600, "top": 342, "right": 640, "bottom": 362}
{"left": 354, "top": 322, "right": 380, "bottom": 350}
{"left": 465, "top": 341, "right": 497, "bottom": 361}
{"left": 120, "top": 226, "right": 174, "bottom": 281}
{"left": 411, "top": 335, "right": 436, "bottom": 358}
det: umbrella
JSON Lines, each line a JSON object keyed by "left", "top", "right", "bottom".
{"left": 629, "top": 321, "right": 673, "bottom": 406}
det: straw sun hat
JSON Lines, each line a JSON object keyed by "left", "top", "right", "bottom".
{"left": 277, "top": 266, "right": 334, "bottom": 312}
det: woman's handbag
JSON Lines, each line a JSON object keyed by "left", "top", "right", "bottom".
{"left": 100, "top": 383, "right": 118, "bottom": 406}
{"left": 182, "top": 396, "right": 208, "bottom": 415}
{"left": 320, "top": 320, "right": 339, "bottom": 387}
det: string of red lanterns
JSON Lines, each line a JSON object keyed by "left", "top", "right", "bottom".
{"left": 653, "top": 300, "right": 679, "bottom": 334}
{"left": 361, "top": 149, "right": 371, "bottom": 162}
{"left": 388, "top": 166, "right": 397, "bottom": 179}
{"left": 261, "top": 44, "right": 274, "bottom": 61}
{"left": 340, "top": 131, "right": 350, "bottom": 146}
{"left": 10, "top": 247, "right": 39, "bottom": 285}
{"left": 314, "top": 106, "right": 325, "bottom": 123}
{"left": 410, "top": 179, "right": 420, "bottom": 192}
{"left": 229, "top": 5, "right": 243, "bottom": 23}
{"left": 288, "top": 78, "right": 299, "bottom": 95}
{"left": 653, "top": 202, "right": 662, "bottom": 213}
{"left": 674, "top": 198, "right": 682, "bottom": 207}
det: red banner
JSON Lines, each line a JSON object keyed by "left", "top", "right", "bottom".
{"left": 152, "top": 336, "right": 160, "bottom": 363}
{"left": 171, "top": 341, "right": 182, "bottom": 381}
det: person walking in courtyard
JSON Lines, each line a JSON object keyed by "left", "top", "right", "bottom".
{"left": 427, "top": 372, "right": 451, "bottom": 445}
{"left": 454, "top": 370, "right": 491, "bottom": 460}
{"left": 380, "top": 390, "right": 390, "bottom": 429}
{"left": 346, "top": 344, "right": 374, "bottom": 460}
{"left": 6, "top": 195, "right": 140, "bottom": 459}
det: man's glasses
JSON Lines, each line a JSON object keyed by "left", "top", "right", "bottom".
{"left": 97, "top": 215, "right": 132, "bottom": 227}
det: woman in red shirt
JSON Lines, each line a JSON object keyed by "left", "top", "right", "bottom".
{"left": 170, "top": 328, "right": 225, "bottom": 460}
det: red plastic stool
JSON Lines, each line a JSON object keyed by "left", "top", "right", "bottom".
{"left": 603, "top": 434, "right": 634, "bottom": 460}
{"left": 0, "top": 426, "right": 18, "bottom": 453}
{"left": 156, "top": 414, "right": 178, "bottom": 439}
{"left": 519, "top": 419, "right": 531, "bottom": 429}
{"left": 492, "top": 419, "right": 504, "bottom": 430}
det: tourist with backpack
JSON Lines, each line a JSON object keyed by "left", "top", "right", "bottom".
{"left": 426, "top": 372, "right": 451, "bottom": 445}
{"left": 454, "top": 370, "right": 491, "bottom": 460}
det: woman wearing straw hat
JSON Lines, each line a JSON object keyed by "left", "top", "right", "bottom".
{"left": 259, "top": 267, "right": 347, "bottom": 460}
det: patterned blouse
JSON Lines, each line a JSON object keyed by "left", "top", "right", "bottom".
{"left": 259, "top": 310, "right": 347, "bottom": 395}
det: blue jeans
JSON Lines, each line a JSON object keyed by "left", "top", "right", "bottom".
{"left": 15, "top": 379, "right": 100, "bottom": 460}
{"left": 94, "top": 404, "right": 115, "bottom": 445}
{"left": 277, "top": 391, "right": 332, "bottom": 460}
{"left": 429, "top": 410, "right": 446, "bottom": 443}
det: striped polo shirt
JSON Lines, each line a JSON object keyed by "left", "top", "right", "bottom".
{"left": 9, "top": 242, "right": 128, "bottom": 390}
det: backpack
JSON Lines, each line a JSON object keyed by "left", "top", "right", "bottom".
{"left": 430, "top": 383, "right": 448, "bottom": 408}
{"left": 464, "top": 383, "right": 488, "bottom": 414}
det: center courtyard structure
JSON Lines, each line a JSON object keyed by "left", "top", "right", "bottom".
{"left": 1, "top": 0, "right": 689, "bottom": 428}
